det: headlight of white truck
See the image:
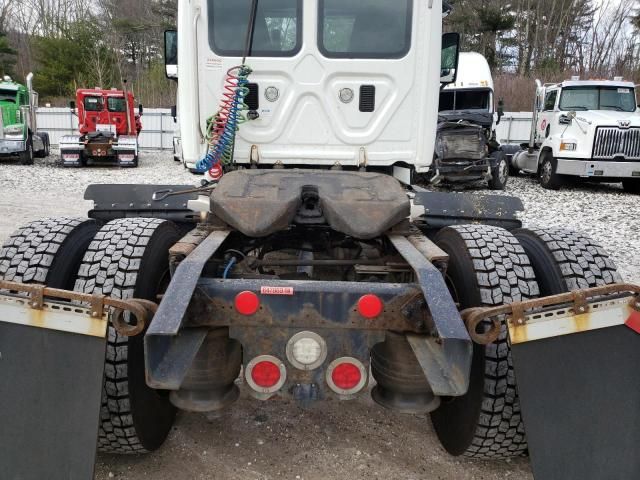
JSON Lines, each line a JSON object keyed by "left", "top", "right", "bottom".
{"left": 560, "top": 142, "right": 577, "bottom": 151}
{"left": 3, "top": 126, "right": 24, "bottom": 138}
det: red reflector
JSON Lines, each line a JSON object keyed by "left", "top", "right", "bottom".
{"left": 357, "top": 294, "right": 383, "bottom": 319}
{"left": 625, "top": 310, "right": 640, "bottom": 334}
{"left": 331, "top": 362, "right": 362, "bottom": 390}
{"left": 235, "top": 291, "right": 259, "bottom": 315}
{"left": 251, "top": 361, "right": 281, "bottom": 388}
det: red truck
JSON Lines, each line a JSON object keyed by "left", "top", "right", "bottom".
{"left": 60, "top": 88, "right": 142, "bottom": 167}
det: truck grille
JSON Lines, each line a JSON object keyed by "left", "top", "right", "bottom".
{"left": 593, "top": 127, "right": 640, "bottom": 160}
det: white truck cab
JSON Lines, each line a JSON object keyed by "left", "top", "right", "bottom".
{"left": 432, "top": 52, "right": 508, "bottom": 189}
{"left": 166, "top": 0, "right": 457, "bottom": 183}
{"left": 511, "top": 77, "right": 640, "bottom": 191}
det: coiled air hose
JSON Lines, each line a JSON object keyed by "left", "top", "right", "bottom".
{"left": 196, "top": 65, "right": 252, "bottom": 179}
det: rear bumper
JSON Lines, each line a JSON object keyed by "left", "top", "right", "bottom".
{"left": 556, "top": 158, "right": 640, "bottom": 178}
{"left": 0, "top": 139, "right": 25, "bottom": 155}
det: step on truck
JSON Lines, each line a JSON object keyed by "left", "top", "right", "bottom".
{"left": 510, "top": 77, "right": 640, "bottom": 191}
{"left": 60, "top": 87, "right": 143, "bottom": 167}
{"left": 430, "top": 52, "right": 509, "bottom": 189}
{"left": 0, "top": 73, "right": 50, "bottom": 164}
{"left": 1, "top": 2, "right": 639, "bottom": 479}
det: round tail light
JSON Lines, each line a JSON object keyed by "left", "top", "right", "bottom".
{"left": 245, "top": 355, "right": 286, "bottom": 394}
{"left": 357, "top": 294, "right": 383, "bottom": 319}
{"left": 326, "top": 357, "right": 367, "bottom": 396}
{"left": 235, "top": 291, "right": 260, "bottom": 315}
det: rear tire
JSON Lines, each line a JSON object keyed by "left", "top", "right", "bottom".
{"left": 622, "top": 179, "right": 640, "bottom": 194}
{"left": 514, "top": 228, "right": 621, "bottom": 296}
{"left": 74, "top": 218, "right": 181, "bottom": 454}
{"left": 0, "top": 217, "right": 98, "bottom": 289}
{"left": 19, "top": 135, "right": 34, "bottom": 165}
{"left": 431, "top": 225, "right": 539, "bottom": 458}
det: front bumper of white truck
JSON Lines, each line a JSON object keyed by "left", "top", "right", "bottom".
{"left": 556, "top": 158, "right": 640, "bottom": 178}
{"left": 0, "top": 139, "right": 26, "bottom": 155}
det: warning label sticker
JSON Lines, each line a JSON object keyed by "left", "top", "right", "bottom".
{"left": 260, "top": 286, "right": 294, "bottom": 296}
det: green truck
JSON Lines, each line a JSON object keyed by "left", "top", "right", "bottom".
{"left": 0, "top": 73, "right": 50, "bottom": 164}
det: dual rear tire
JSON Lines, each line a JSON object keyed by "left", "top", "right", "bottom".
{"left": 431, "top": 224, "right": 621, "bottom": 459}
{"left": 0, "top": 216, "right": 181, "bottom": 454}
{"left": 0, "top": 218, "right": 624, "bottom": 459}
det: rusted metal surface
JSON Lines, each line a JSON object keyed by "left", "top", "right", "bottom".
{"left": 210, "top": 170, "right": 410, "bottom": 239}
{"left": 387, "top": 234, "right": 473, "bottom": 396}
{"left": 406, "top": 334, "right": 470, "bottom": 397}
{"left": 188, "top": 278, "right": 426, "bottom": 332}
{"left": 145, "top": 229, "right": 230, "bottom": 389}
{"left": 169, "top": 225, "right": 220, "bottom": 273}
{"left": 0, "top": 279, "right": 155, "bottom": 337}
{"left": 405, "top": 226, "right": 449, "bottom": 271}
{"left": 463, "top": 283, "right": 640, "bottom": 345}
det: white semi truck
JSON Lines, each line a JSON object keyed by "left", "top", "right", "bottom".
{"left": 432, "top": 52, "right": 507, "bottom": 189}
{"left": 510, "top": 77, "right": 640, "bottom": 191}
{"left": 1, "top": 1, "right": 639, "bottom": 478}
{"left": 169, "top": 0, "right": 446, "bottom": 184}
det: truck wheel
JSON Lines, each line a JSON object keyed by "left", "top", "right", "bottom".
{"left": 19, "top": 135, "right": 34, "bottom": 165}
{"left": 0, "top": 217, "right": 98, "bottom": 289}
{"left": 622, "top": 179, "right": 640, "bottom": 194}
{"left": 514, "top": 228, "right": 621, "bottom": 296}
{"left": 488, "top": 151, "right": 509, "bottom": 190}
{"left": 74, "top": 218, "right": 181, "bottom": 454}
{"left": 431, "top": 225, "right": 539, "bottom": 459}
{"left": 34, "top": 133, "right": 50, "bottom": 158}
{"left": 538, "top": 152, "right": 562, "bottom": 190}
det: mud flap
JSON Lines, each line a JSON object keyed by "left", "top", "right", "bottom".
{"left": 0, "top": 294, "right": 108, "bottom": 480}
{"left": 508, "top": 294, "right": 640, "bottom": 479}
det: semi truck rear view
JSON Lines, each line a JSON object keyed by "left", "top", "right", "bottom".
{"left": 60, "top": 87, "right": 143, "bottom": 167}
{"left": 0, "top": 1, "right": 639, "bottom": 479}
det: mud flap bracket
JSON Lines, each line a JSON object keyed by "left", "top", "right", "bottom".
{"left": 464, "top": 284, "right": 640, "bottom": 480}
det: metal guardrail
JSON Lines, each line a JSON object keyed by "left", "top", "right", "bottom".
{"left": 35, "top": 107, "right": 178, "bottom": 151}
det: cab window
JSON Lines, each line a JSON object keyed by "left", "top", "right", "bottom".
{"left": 543, "top": 90, "right": 558, "bottom": 111}
{"left": 0, "top": 89, "right": 17, "bottom": 103}
{"left": 208, "top": 0, "right": 302, "bottom": 57}
{"left": 319, "top": 0, "right": 412, "bottom": 59}
{"left": 107, "top": 97, "right": 127, "bottom": 112}
{"left": 84, "top": 96, "right": 104, "bottom": 112}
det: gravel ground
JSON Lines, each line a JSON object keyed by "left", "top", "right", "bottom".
{"left": 0, "top": 152, "right": 637, "bottom": 480}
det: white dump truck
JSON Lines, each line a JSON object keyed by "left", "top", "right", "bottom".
{"left": 510, "top": 77, "right": 640, "bottom": 191}
{"left": 432, "top": 52, "right": 507, "bottom": 189}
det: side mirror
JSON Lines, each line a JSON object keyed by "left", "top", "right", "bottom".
{"left": 164, "top": 30, "right": 178, "bottom": 80}
{"left": 138, "top": 104, "right": 144, "bottom": 116}
{"left": 440, "top": 32, "right": 460, "bottom": 85}
{"left": 496, "top": 99, "right": 505, "bottom": 125}
{"left": 69, "top": 100, "right": 76, "bottom": 110}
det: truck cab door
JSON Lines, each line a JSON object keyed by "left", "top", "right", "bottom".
{"left": 536, "top": 89, "right": 558, "bottom": 145}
